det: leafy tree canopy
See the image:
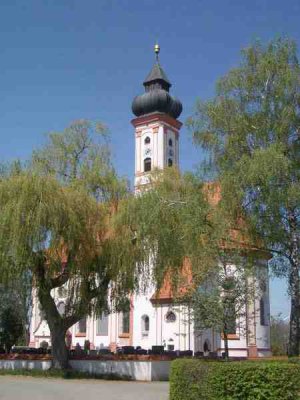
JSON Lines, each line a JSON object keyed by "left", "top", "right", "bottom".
{"left": 0, "top": 120, "right": 220, "bottom": 368}
{"left": 188, "top": 37, "right": 300, "bottom": 355}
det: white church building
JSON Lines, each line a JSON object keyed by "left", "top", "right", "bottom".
{"left": 29, "top": 46, "right": 271, "bottom": 358}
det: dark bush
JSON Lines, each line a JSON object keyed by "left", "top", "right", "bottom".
{"left": 170, "top": 359, "right": 300, "bottom": 400}
{"left": 117, "top": 346, "right": 135, "bottom": 355}
{"left": 151, "top": 345, "right": 164, "bottom": 355}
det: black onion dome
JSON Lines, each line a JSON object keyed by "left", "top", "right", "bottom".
{"left": 169, "top": 97, "right": 183, "bottom": 120}
{"left": 132, "top": 60, "right": 182, "bottom": 119}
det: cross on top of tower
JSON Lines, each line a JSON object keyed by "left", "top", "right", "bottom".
{"left": 154, "top": 43, "right": 160, "bottom": 61}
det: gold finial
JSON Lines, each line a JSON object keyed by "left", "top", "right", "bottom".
{"left": 154, "top": 43, "right": 160, "bottom": 61}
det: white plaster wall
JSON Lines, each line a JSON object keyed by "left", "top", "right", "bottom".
{"left": 0, "top": 360, "right": 52, "bottom": 371}
{"left": 159, "top": 304, "right": 194, "bottom": 351}
{"left": 0, "top": 360, "right": 170, "bottom": 381}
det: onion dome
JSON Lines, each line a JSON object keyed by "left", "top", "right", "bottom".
{"left": 132, "top": 44, "right": 182, "bottom": 120}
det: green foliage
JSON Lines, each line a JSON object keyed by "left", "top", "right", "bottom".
{"left": 0, "top": 279, "right": 32, "bottom": 346}
{"left": 31, "top": 119, "right": 128, "bottom": 202}
{"left": 188, "top": 36, "right": 300, "bottom": 355}
{"left": 116, "top": 169, "right": 220, "bottom": 291}
{"left": 170, "top": 359, "right": 300, "bottom": 400}
{"left": 0, "top": 306, "right": 23, "bottom": 352}
{"left": 189, "top": 37, "right": 300, "bottom": 252}
{"left": 271, "top": 314, "right": 289, "bottom": 355}
{"left": 0, "top": 120, "right": 220, "bottom": 367}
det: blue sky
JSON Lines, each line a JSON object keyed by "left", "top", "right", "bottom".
{"left": 1, "top": 0, "right": 297, "bottom": 317}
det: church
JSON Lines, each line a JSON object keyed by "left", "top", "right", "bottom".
{"left": 29, "top": 45, "right": 271, "bottom": 358}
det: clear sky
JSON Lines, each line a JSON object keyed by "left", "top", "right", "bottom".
{"left": 1, "top": 0, "right": 297, "bottom": 317}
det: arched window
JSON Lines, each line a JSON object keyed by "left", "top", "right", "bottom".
{"left": 165, "top": 311, "right": 176, "bottom": 323}
{"left": 141, "top": 315, "right": 150, "bottom": 335}
{"left": 260, "top": 297, "right": 267, "bottom": 326}
{"left": 144, "top": 136, "right": 151, "bottom": 144}
{"left": 203, "top": 339, "right": 211, "bottom": 353}
{"left": 168, "top": 138, "right": 173, "bottom": 147}
{"left": 144, "top": 158, "right": 152, "bottom": 172}
{"left": 168, "top": 158, "right": 173, "bottom": 167}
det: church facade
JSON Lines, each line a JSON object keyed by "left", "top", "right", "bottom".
{"left": 29, "top": 46, "right": 271, "bottom": 358}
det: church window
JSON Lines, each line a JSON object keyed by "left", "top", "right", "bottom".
{"left": 144, "top": 157, "right": 152, "bottom": 172}
{"left": 77, "top": 318, "right": 87, "bottom": 334}
{"left": 119, "top": 311, "right": 130, "bottom": 335}
{"left": 141, "top": 315, "right": 150, "bottom": 336}
{"left": 96, "top": 313, "right": 109, "bottom": 336}
{"left": 222, "top": 276, "right": 237, "bottom": 334}
{"left": 145, "top": 136, "right": 151, "bottom": 144}
{"left": 168, "top": 138, "right": 173, "bottom": 147}
{"left": 203, "top": 339, "right": 211, "bottom": 353}
{"left": 260, "top": 297, "right": 267, "bottom": 326}
{"left": 224, "top": 300, "right": 236, "bottom": 334}
{"left": 165, "top": 311, "right": 176, "bottom": 323}
{"left": 168, "top": 158, "right": 173, "bottom": 167}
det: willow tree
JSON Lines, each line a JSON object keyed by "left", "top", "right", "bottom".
{"left": 189, "top": 38, "right": 300, "bottom": 355}
{"left": 0, "top": 120, "right": 219, "bottom": 369}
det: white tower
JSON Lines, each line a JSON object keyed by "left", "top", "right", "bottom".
{"left": 131, "top": 44, "right": 183, "bottom": 191}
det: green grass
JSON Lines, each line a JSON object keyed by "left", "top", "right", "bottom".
{"left": 0, "top": 368, "right": 132, "bottom": 380}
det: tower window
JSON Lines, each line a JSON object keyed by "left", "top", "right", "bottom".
{"left": 144, "top": 158, "right": 152, "bottom": 172}
{"left": 168, "top": 138, "right": 173, "bottom": 147}
{"left": 144, "top": 136, "right": 151, "bottom": 145}
{"left": 168, "top": 158, "right": 173, "bottom": 167}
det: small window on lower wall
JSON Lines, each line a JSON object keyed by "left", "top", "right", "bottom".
{"left": 141, "top": 315, "right": 150, "bottom": 336}
{"left": 96, "top": 313, "right": 109, "bottom": 336}
{"left": 77, "top": 318, "right": 87, "bottom": 335}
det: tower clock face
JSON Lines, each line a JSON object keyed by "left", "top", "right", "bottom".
{"left": 144, "top": 148, "right": 152, "bottom": 156}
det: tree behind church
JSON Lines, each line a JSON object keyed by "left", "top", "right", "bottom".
{"left": 189, "top": 37, "right": 300, "bottom": 356}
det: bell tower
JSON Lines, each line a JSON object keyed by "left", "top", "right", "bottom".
{"left": 131, "top": 44, "right": 183, "bottom": 191}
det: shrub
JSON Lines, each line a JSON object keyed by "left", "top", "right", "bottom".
{"left": 170, "top": 359, "right": 300, "bottom": 400}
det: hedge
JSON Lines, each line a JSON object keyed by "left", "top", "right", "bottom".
{"left": 170, "top": 359, "right": 300, "bottom": 400}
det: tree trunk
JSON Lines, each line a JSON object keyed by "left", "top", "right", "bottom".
{"left": 287, "top": 211, "right": 300, "bottom": 357}
{"left": 50, "top": 324, "right": 69, "bottom": 369}
{"left": 288, "top": 260, "right": 300, "bottom": 356}
{"left": 223, "top": 329, "right": 229, "bottom": 360}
